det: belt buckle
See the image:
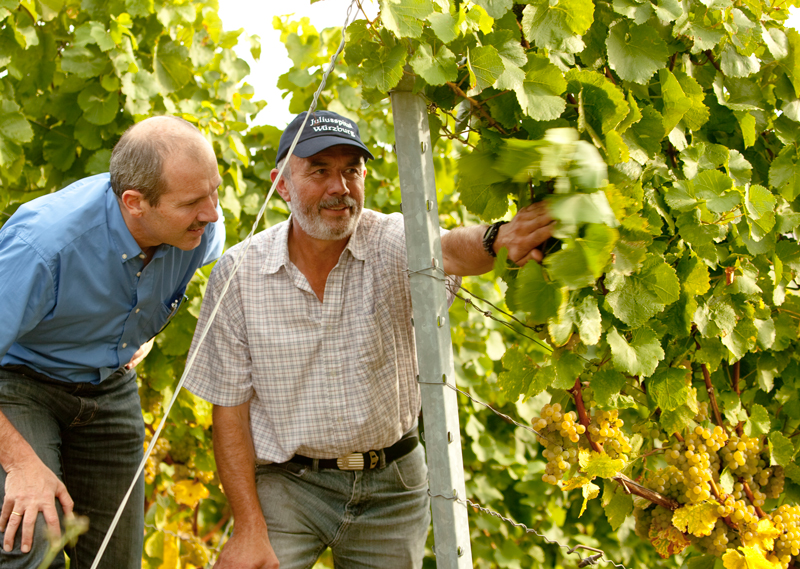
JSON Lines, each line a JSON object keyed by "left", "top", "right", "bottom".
{"left": 336, "top": 452, "right": 365, "bottom": 470}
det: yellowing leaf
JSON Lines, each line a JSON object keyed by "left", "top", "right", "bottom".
{"left": 742, "top": 519, "right": 781, "bottom": 551}
{"left": 158, "top": 525, "right": 180, "bottom": 569}
{"left": 672, "top": 502, "right": 720, "bottom": 537}
{"left": 649, "top": 509, "right": 691, "bottom": 558}
{"left": 742, "top": 546, "right": 782, "bottom": 569}
{"left": 173, "top": 480, "right": 209, "bottom": 508}
{"left": 723, "top": 549, "right": 747, "bottom": 569}
{"left": 563, "top": 475, "right": 593, "bottom": 492}
{"left": 580, "top": 481, "right": 600, "bottom": 517}
{"left": 580, "top": 450, "right": 626, "bottom": 478}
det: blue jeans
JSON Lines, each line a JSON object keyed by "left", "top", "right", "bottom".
{"left": 0, "top": 367, "right": 145, "bottom": 569}
{"left": 255, "top": 443, "right": 430, "bottom": 569}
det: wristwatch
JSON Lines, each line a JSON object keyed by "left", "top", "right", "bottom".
{"left": 482, "top": 221, "right": 507, "bottom": 257}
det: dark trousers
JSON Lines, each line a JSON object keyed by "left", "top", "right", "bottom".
{"left": 0, "top": 367, "right": 144, "bottom": 569}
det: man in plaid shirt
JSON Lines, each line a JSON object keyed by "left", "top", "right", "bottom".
{"left": 185, "top": 110, "right": 553, "bottom": 569}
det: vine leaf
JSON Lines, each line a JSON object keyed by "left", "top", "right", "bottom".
{"left": 604, "top": 491, "right": 633, "bottom": 530}
{"left": 606, "top": 256, "right": 680, "bottom": 327}
{"left": 607, "top": 326, "right": 664, "bottom": 378}
{"left": 467, "top": 45, "right": 504, "bottom": 94}
{"left": 506, "top": 261, "right": 564, "bottom": 322}
{"left": 579, "top": 449, "right": 625, "bottom": 478}
{"left": 649, "top": 510, "right": 691, "bottom": 558}
{"left": 513, "top": 53, "right": 567, "bottom": 121}
{"left": 606, "top": 21, "right": 668, "bottom": 84}
{"left": 647, "top": 367, "right": 689, "bottom": 411}
{"left": 379, "top": 0, "right": 433, "bottom": 38}
{"left": 409, "top": 42, "right": 457, "bottom": 85}
{"left": 768, "top": 431, "right": 794, "bottom": 466}
{"left": 521, "top": 0, "right": 594, "bottom": 53}
{"left": 672, "top": 502, "right": 720, "bottom": 537}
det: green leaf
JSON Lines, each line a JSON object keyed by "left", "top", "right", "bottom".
{"left": 592, "top": 369, "right": 628, "bottom": 408}
{"left": 380, "top": 0, "right": 434, "bottom": 38}
{"left": 154, "top": 38, "right": 192, "bottom": 93}
{"left": 769, "top": 145, "right": 800, "bottom": 202}
{"left": 607, "top": 326, "right": 664, "bottom": 378}
{"left": 566, "top": 69, "right": 628, "bottom": 135}
{"left": 544, "top": 225, "right": 618, "bottom": 289}
{"left": 769, "top": 431, "right": 795, "bottom": 467}
{"left": 659, "top": 69, "right": 691, "bottom": 133}
{"left": 0, "top": 100, "right": 33, "bottom": 144}
{"left": 506, "top": 261, "right": 564, "bottom": 322}
{"left": 625, "top": 105, "right": 666, "bottom": 158}
{"left": 676, "top": 72, "right": 710, "bottom": 131}
{"left": 498, "top": 346, "right": 541, "bottom": 400}
{"left": 473, "top": 0, "right": 512, "bottom": 18}
{"left": 60, "top": 45, "right": 109, "bottom": 78}
{"left": 548, "top": 193, "right": 619, "bottom": 227}
{"left": 604, "top": 491, "right": 633, "bottom": 531}
{"left": 721, "top": 43, "right": 760, "bottom": 78}
{"left": 361, "top": 41, "right": 407, "bottom": 92}
{"left": 744, "top": 403, "right": 771, "bottom": 436}
{"left": 43, "top": 126, "right": 76, "bottom": 171}
{"left": 410, "top": 43, "right": 457, "bottom": 86}
{"left": 428, "top": 11, "right": 461, "bottom": 43}
{"left": 606, "top": 21, "right": 668, "bottom": 84}
{"left": 660, "top": 404, "right": 696, "bottom": 435}
{"left": 77, "top": 83, "right": 119, "bottom": 125}
{"left": 576, "top": 295, "right": 601, "bottom": 345}
{"left": 721, "top": 319, "right": 757, "bottom": 361}
{"left": 678, "top": 255, "right": 710, "bottom": 296}
{"left": 513, "top": 53, "right": 566, "bottom": 121}
{"left": 606, "top": 256, "right": 680, "bottom": 327}
{"left": 647, "top": 367, "right": 689, "bottom": 411}
{"left": 521, "top": 0, "right": 594, "bottom": 53}
{"left": 467, "top": 45, "right": 504, "bottom": 93}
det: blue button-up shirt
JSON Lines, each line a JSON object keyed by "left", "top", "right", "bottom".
{"left": 0, "top": 173, "right": 225, "bottom": 383}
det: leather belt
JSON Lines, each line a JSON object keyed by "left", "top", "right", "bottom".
{"left": 286, "top": 428, "right": 419, "bottom": 471}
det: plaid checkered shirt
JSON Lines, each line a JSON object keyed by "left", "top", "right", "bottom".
{"left": 185, "top": 210, "right": 460, "bottom": 463}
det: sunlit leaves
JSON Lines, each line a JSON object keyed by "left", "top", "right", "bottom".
{"left": 410, "top": 42, "right": 457, "bottom": 85}
{"left": 606, "top": 21, "right": 668, "bottom": 84}
{"left": 672, "top": 502, "right": 720, "bottom": 537}
{"left": 506, "top": 261, "right": 564, "bottom": 322}
{"left": 380, "top": 0, "right": 434, "bottom": 38}
{"left": 521, "top": 0, "right": 594, "bottom": 53}
{"left": 467, "top": 45, "right": 504, "bottom": 93}
{"left": 513, "top": 54, "right": 566, "bottom": 121}
{"left": 607, "top": 326, "right": 664, "bottom": 377}
{"left": 606, "top": 256, "right": 680, "bottom": 327}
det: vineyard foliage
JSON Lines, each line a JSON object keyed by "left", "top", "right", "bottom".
{"left": 4, "top": 0, "right": 800, "bottom": 568}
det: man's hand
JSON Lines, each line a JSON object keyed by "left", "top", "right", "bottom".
{"left": 0, "top": 457, "right": 74, "bottom": 553}
{"left": 494, "top": 202, "right": 554, "bottom": 266}
{"left": 126, "top": 338, "right": 154, "bottom": 370}
{"left": 215, "top": 529, "right": 279, "bottom": 569}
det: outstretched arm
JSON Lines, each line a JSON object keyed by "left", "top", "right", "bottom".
{"left": 442, "top": 202, "right": 553, "bottom": 276}
{"left": 212, "top": 403, "right": 278, "bottom": 569}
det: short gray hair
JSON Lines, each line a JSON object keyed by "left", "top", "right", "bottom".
{"left": 109, "top": 116, "right": 206, "bottom": 206}
{"left": 276, "top": 157, "right": 292, "bottom": 187}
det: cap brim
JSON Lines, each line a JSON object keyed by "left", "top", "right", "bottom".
{"left": 292, "top": 136, "right": 374, "bottom": 161}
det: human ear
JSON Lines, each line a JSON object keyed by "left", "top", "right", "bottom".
{"left": 120, "top": 190, "right": 147, "bottom": 218}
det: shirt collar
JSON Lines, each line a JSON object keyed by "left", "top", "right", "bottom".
{"left": 261, "top": 213, "right": 367, "bottom": 274}
{"left": 261, "top": 219, "right": 292, "bottom": 275}
{"left": 106, "top": 187, "right": 144, "bottom": 264}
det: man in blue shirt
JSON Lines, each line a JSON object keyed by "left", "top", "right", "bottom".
{"left": 0, "top": 115, "right": 225, "bottom": 568}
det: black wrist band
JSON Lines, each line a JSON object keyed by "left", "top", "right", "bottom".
{"left": 482, "top": 221, "right": 507, "bottom": 258}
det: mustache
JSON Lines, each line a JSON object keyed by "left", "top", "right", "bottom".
{"left": 318, "top": 196, "right": 358, "bottom": 210}
{"left": 188, "top": 222, "right": 209, "bottom": 231}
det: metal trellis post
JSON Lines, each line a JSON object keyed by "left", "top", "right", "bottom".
{"left": 390, "top": 73, "right": 473, "bottom": 568}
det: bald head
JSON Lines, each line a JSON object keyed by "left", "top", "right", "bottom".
{"left": 110, "top": 116, "right": 213, "bottom": 206}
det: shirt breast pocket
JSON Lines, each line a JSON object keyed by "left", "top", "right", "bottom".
{"left": 355, "top": 299, "right": 395, "bottom": 379}
{"left": 143, "top": 294, "right": 185, "bottom": 340}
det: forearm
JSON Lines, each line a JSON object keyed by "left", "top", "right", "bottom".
{"left": 0, "top": 411, "right": 39, "bottom": 472}
{"left": 441, "top": 225, "right": 494, "bottom": 276}
{"left": 212, "top": 403, "right": 267, "bottom": 532}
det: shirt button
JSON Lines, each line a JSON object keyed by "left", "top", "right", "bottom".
{"left": 122, "top": 254, "right": 127, "bottom": 260}
{"left": 122, "top": 343, "right": 128, "bottom": 348}
{"left": 139, "top": 253, "right": 146, "bottom": 259}
{"left": 135, "top": 308, "right": 140, "bottom": 313}
{"left": 136, "top": 272, "right": 141, "bottom": 277}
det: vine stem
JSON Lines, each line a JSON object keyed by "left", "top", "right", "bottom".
{"left": 445, "top": 82, "right": 509, "bottom": 135}
{"left": 732, "top": 361, "right": 744, "bottom": 435}
{"left": 570, "top": 377, "right": 603, "bottom": 453}
{"left": 708, "top": 479, "right": 738, "bottom": 530}
{"left": 569, "top": 378, "right": 680, "bottom": 510}
{"left": 700, "top": 363, "right": 727, "bottom": 433}
{"left": 742, "top": 481, "right": 766, "bottom": 518}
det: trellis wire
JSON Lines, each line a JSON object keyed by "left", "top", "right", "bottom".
{"left": 88, "top": 2, "right": 360, "bottom": 567}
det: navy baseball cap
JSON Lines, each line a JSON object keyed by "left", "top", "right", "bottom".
{"left": 275, "top": 110, "right": 374, "bottom": 167}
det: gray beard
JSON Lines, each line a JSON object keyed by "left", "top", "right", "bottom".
{"left": 291, "top": 195, "right": 362, "bottom": 240}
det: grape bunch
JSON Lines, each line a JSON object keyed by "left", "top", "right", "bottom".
{"left": 771, "top": 504, "right": 800, "bottom": 568}
{"left": 533, "top": 403, "right": 583, "bottom": 485}
{"left": 695, "top": 518, "right": 733, "bottom": 557}
{"left": 143, "top": 436, "right": 171, "bottom": 485}
{"left": 181, "top": 536, "right": 210, "bottom": 567}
